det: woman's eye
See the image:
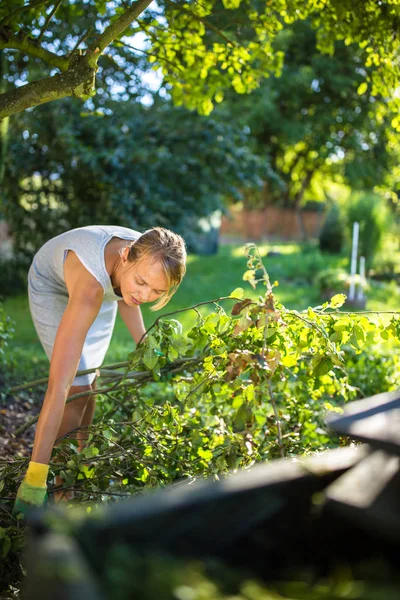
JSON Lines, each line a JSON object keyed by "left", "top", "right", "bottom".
{"left": 136, "top": 280, "right": 145, "bottom": 286}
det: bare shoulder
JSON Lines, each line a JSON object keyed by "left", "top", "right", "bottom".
{"left": 63, "top": 250, "right": 104, "bottom": 301}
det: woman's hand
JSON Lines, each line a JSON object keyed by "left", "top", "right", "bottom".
{"left": 13, "top": 481, "right": 48, "bottom": 516}
{"left": 12, "top": 461, "right": 49, "bottom": 517}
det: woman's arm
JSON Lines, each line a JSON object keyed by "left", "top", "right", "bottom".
{"left": 31, "top": 253, "right": 104, "bottom": 465}
{"left": 118, "top": 301, "right": 147, "bottom": 345}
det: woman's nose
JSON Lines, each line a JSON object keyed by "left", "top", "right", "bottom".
{"left": 139, "top": 287, "right": 150, "bottom": 302}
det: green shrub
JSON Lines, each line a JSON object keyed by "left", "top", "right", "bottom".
{"left": 314, "top": 267, "right": 368, "bottom": 299}
{"left": 344, "top": 192, "right": 389, "bottom": 271}
{"left": 314, "top": 267, "right": 349, "bottom": 294}
{"left": 0, "top": 303, "right": 15, "bottom": 397}
{"left": 319, "top": 203, "right": 345, "bottom": 254}
{"left": 265, "top": 247, "right": 342, "bottom": 285}
{"left": 0, "top": 303, "right": 14, "bottom": 368}
{"left": 370, "top": 248, "right": 400, "bottom": 282}
{"left": 346, "top": 348, "right": 400, "bottom": 398}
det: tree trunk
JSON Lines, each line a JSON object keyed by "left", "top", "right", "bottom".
{"left": 293, "top": 169, "right": 315, "bottom": 242}
{"left": 282, "top": 149, "right": 308, "bottom": 208}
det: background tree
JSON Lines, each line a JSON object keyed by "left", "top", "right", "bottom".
{"left": 1, "top": 1, "right": 400, "bottom": 119}
{"left": 219, "top": 22, "right": 398, "bottom": 216}
{"left": 2, "top": 1, "right": 400, "bottom": 247}
{"left": 3, "top": 97, "right": 267, "bottom": 256}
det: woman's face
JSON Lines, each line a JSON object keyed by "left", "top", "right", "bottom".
{"left": 120, "top": 254, "right": 168, "bottom": 307}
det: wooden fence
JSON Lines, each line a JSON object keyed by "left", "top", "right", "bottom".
{"left": 220, "top": 205, "right": 325, "bottom": 241}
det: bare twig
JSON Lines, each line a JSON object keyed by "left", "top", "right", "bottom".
{"left": 12, "top": 357, "right": 202, "bottom": 436}
{"left": 37, "top": 0, "right": 63, "bottom": 43}
{"left": 86, "top": 0, "right": 154, "bottom": 65}
{"left": 113, "top": 38, "right": 184, "bottom": 71}
{"left": 68, "top": 488, "right": 132, "bottom": 497}
{"left": 69, "top": 27, "right": 93, "bottom": 56}
{"left": 10, "top": 361, "right": 130, "bottom": 392}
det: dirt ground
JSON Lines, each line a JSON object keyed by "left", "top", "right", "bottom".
{"left": 0, "top": 379, "right": 43, "bottom": 459}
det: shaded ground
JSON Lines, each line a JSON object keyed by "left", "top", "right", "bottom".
{"left": 0, "top": 375, "right": 43, "bottom": 460}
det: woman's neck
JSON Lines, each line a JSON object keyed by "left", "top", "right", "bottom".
{"left": 105, "top": 238, "right": 127, "bottom": 290}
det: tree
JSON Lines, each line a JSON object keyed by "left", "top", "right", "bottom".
{"left": 3, "top": 97, "right": 267, "bottom": 255}
{"left": 214, "top": 21, "right": 400, "bottom": 232}
{"left": 1, "top": 1, "right": 400, "bottom": 120}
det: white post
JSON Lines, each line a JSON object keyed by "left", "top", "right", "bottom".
{"left": 356, "top": 256, "right": 366, "bottom": 301}
{"left": 349, "top": 222, "right": 359, "bottom": 301}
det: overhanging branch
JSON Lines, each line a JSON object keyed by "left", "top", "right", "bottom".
{"left": 0, "top": 28, "right": 69, "bottom": 71}
{"left": 0, "top": 0, "right": 51, "bottom": 27}
{"left": 86, "top": 0, "right": 154, "bottom": 66}
{"left": 0, "top": 0, "right": 155, "bottom": 118}
{"left": 0, "top": 57, "right": 96, "bottom": 119}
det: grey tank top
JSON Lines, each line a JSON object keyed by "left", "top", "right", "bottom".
{"left": 30, "top": 225, "right": 141, "bottom": 301}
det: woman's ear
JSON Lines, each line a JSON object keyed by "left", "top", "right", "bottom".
{"left": 121, "top": 246, "right": 130, "bottom": 265}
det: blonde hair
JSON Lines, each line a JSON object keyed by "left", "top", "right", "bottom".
{"left": 126, "top": 227, "right": 187, "bottom": 310}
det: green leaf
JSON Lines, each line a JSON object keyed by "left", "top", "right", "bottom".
{"left": 222, "top": 0, "right": 242, "bottom": 8}
{"left": 198, "top": 447, "right": 213, "bottom": 461}
{"left": 137, "top": 467, "right": 149, "bottom": 482}
{"left": 357, "top": 82, "right": 368, "bottom": 95}
{"left": 143, "top": 338, "right": 159, "bottom": 370}
{"left": 323, "top": 402, "right": 343, "bottom": 414}
{"left": 1, "top": 536, "right": 11, "bottom": 559}
{"left": 243, "top": 269, "right": 257, "bottom": 288}
{"left": 81, "top": 446, "right": 99, "bottom": 458}
{"left": 330, "top": 294, "right": 346, "bottom": 309}
{"left": 233, "top": 403, "right": 253, "bottom": 432}
{"left": 230, "top": 287, "right": 244, "bottom": 299}
{"left": 78, "top": 465, "right": 95, "bottom": 479}
{"left": 314, "top": 357, "right": 333, "bottom": 379}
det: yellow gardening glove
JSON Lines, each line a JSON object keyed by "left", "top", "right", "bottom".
{"left": 13, "top": 461, "right": 49, "bottom": 517}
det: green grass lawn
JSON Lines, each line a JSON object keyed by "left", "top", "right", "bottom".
{"left": 3, "top": 242, "right": 400, "bottom": 374}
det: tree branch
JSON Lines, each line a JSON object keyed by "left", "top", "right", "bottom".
{"left": 37, "top": 0, "right": 64, "bottom": 43}
{"left": 0, "top": 27, "right": 69, "bottom": 71}
{"left": 0, "top": 0, "right": 51, "bottom": 27}
{"left": 0, "top": 0, "right": 154, "bottom": 118}
{"left": 10, "top": 361, "right": 129, "bottom": 392}
{"left": 113, "top": 38, "right": 184, "bottom": 72}
{"left": 0, "top": 56, "right": 95, "bottom": 119}
{"left": 12, "top": 357, "right": 202, "bottom": 436}
{"left": 86, "top": 0, "right": 154, "bottom": 67}
{"left": 69, "top": 27, "right": 93, "bottom": 56}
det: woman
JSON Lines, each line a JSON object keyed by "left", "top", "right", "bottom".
{"left": 13, "top": 225, "right": 186, "bottom": 515}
